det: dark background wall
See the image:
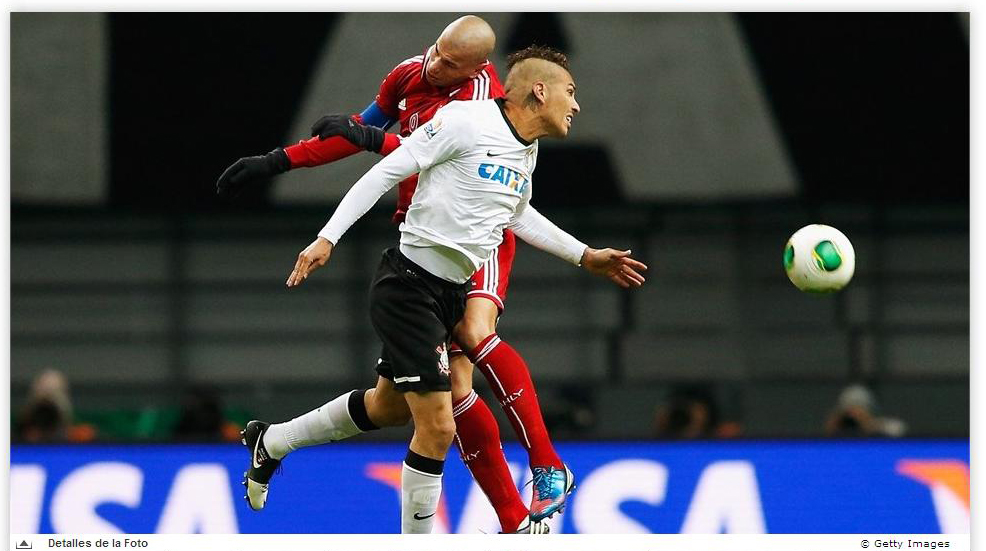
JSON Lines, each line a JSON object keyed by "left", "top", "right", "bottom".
{"left": 738, "top": 13, "right": 969, "bottom": 203}
{"left": 107, "top": 13, "right": 339, "bottom": 210}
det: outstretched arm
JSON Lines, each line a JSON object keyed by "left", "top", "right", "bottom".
{"left": 510, "top": 204, "right": 647, "bottom": 288}
{"left": 216, "top": 102, "right": 399, "bottom": 198}
{"left": 287, "top": 106, "right": 476, "bottom": 287}
{"left": 289, "top": 101, "right": 401, "bottom": 166}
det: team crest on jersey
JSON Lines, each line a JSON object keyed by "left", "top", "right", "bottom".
{"left": 409, "top": 112, "right": 419, "bottom": 132}
{"left": 435, "top": 343, "right": 450, "bottom": 376}
{"left": 398, "top": 98, "right": 407, "bottom": 111}
{"left": 423, "top": 118, "right": 442, "bottom": 138}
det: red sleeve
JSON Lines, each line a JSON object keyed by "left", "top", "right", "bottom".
{"left": 284, "top": 136, "right": 363, "bottom": 168}
{"left": 378, "top": 133, "right": 402, "bottom": 156}
{"left": 282, "top": 113, "right": 368, "bottom": 168}
{"left": 285, "top": 58, "right": 416, "bottom": 169}
{"left": 284, "top": 131, "right": 401, "bottom": 167}
{"left": 375, "top": 60, "right": 412, "bottom": 120}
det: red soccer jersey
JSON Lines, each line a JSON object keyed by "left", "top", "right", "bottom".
{"left": 376, "top": 49, "right": 504, "bottom": 222}
{"left": 375, "top": 48, "right": 505, "bottom": 138}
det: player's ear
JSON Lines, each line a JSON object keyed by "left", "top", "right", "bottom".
{"left": 532, "top": 81, "right": 548, "bottom": 106}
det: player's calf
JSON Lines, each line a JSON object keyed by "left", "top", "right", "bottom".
{"left": 402, "top": 391, "right": 455, "bottom": 533}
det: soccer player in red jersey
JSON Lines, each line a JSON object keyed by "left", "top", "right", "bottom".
{"left": 218, "top": 16, "right": 575, "bottom": 530}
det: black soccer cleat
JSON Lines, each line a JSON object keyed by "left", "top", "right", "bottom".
{"left": 240, "top": 420, "right": 281, "bottom": 511}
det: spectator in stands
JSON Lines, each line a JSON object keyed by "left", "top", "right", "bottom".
{"left": 542, "top": 384, "right": 596, "bottom": 438}
{"left": 15, "top": 368, "right": 95, "bottom": 443}
{"left": 653, "top": 384, "right": 742, "bottom": 439}
{"left": 824, "top": 384, "right": 907, "bottom": 437}
{"left": 173, "top": 385, "right": 242, "bottom": 442}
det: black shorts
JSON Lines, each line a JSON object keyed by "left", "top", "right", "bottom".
{"left": 369, "top": 247, "right": 468, "bottom": 393}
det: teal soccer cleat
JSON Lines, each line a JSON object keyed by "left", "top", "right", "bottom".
{"left": 529, "top": 464, "right": 576, "bottom": 521}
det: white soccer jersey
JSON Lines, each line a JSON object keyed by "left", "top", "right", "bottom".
{"left": 319, "top": 98, "right": 586, "bottom": 283}
{"left": 396, "top": 99, "right": 538, "bottom": 281}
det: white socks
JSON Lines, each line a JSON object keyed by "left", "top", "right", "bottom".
{"left": 401, "top": 450, "right": 445, "bottom": 534}
{"left": 262, "top": 390, "right": 365, "bottom": 459}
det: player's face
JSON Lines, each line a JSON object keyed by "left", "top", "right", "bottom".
{"left": 425, "top": 39, "right": 484, "bottom": 88}
{"left": 543, "top": 74, "right": 580, "bottom": 138}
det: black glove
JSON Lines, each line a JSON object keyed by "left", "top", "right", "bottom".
{"left": 310, "top": 114, "right": 385, "bottom": 153}
{"left": 215, "top": 148, "right": 291, "bottom": 198}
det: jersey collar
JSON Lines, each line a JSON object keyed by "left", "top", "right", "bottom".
{"left": 420, "top": 46, "right": 431, "bottom": 81}
{"left": 495, "top": 98, "right": 533, "bottom": 146}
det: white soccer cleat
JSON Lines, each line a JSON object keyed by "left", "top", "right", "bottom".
{"left": 508, "top": 516, "right": 551, "bottom": 534}
{"left": 240, "top": 420, "right": 281, "bottom": 511}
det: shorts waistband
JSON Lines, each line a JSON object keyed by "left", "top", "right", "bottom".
{"left": 391, "top": 248, "right": 468, "bottom": 290}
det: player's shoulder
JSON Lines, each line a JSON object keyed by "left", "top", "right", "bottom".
{"left": 454, "top": 63, "right": 503, "bottom": 101}
{"left": 427, "top": 100, "right": 494, "bottom": 142}
{"left": 385, "top": 54, "right": 425, "bottom": 79}
{"left": 394, "top": 54, "right": 425, "bottom": 70}
{"left": 437, "top": 98, "right": 496, "bottom": 119}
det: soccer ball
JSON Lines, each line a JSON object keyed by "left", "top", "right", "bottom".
{"left": 783, "top": 224, "right": 855, "bottom": 293}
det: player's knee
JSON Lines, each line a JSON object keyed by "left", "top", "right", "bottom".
{"left": 435, "top": 418, "right": 457, "bottom": 448}
{"left": 420, "top": 416, "right": 457, "bottom": 449}
{"left": 454, "top": 315, "right": 496, "bottom": 351}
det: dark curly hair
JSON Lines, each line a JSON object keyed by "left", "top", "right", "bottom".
{"left": 506, "top": 45, "right": 569, "bottom": 72}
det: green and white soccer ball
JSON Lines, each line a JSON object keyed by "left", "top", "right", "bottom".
{"left": 783, "top": 224, "right": 855, "bottom": 293}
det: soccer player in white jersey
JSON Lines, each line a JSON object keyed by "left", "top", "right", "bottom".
{"left": 251, "top": 46, "right": 647, "bottom": 534}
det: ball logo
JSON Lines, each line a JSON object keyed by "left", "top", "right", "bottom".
{"left": 409, "top": 112, "right": 419, "bottom": 132}
{"left": 422, "top": 117, "right": 442, "bottom": 138}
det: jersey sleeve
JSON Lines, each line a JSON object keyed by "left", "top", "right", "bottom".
{"left": 284, "top": 135, "right": 363, "bottom": 168}
{"left": 360, "top": 101, "right": 397, "bottom": 129}
{"left": 509, "top": 202, "right": 587, "bottom": 266}
{"left": 374, "top": 61, "right": 410, "bottom": 120}
{"left": 399, "top": 106, "right": 476, "bottom": 170}
{"left": 317, "top": 147, "right": 421, "bottom": 245}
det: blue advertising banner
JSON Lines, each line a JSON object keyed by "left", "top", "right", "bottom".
{"left": 11, "top": 440, "right": 969, "bottom": 534}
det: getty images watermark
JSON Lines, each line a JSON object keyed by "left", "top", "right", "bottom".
{"left": 861, "top": 537, "right": 955, "bottom": 549}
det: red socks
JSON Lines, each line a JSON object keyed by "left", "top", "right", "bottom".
{"left": 467, "top": 334, "right": 563, "bottom": 470}
{"left": 452, "top": 391, "right": 528, "bottom": 532}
